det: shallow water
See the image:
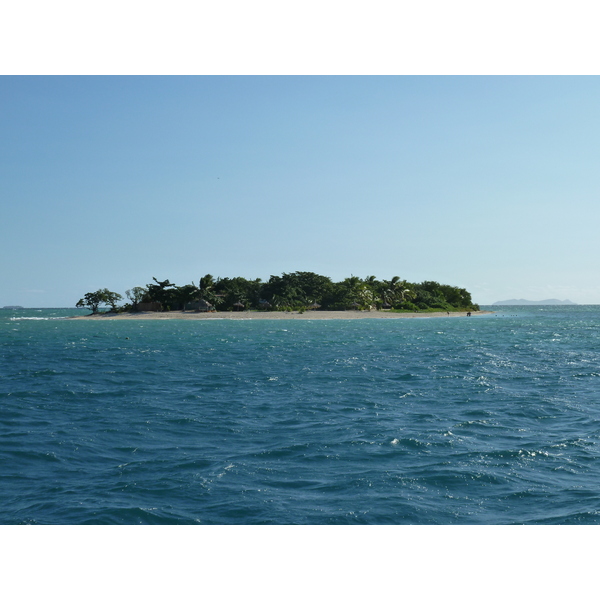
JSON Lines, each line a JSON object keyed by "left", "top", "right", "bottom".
{"left": 2, "top": 305, "right": 600, "bottom": 524}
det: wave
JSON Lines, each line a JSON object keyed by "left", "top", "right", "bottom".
{"left": 3, "top": 309, "right": 600, "bottom": 524}
{"left": 9, "top": 317, "right": 67, "bottom": 321}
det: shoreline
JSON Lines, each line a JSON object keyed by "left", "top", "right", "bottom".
{"left": 70, "top": 310, "right": 493, "bottom": 321}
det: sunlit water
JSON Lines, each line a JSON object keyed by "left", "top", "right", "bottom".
{"left": 2, "top": 305, "right": 600, "bottom": 524}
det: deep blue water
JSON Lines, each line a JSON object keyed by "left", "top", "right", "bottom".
{"left": 2, "top": 305, "right": 600, "bottom": 524}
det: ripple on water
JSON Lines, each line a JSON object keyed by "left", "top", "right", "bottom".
{"left": 2, "top": 308, "right": 600, "bottom": 523}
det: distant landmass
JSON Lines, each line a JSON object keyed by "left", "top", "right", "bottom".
{"left": 493, "top": 299, "right": 577, "bottom": 306}
{"left": 2, "top": 305, "right": 24, "bottom": 309}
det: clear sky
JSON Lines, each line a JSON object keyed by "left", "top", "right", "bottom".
{"left": 2, "top": 75, "right": 600, "bottom": 307}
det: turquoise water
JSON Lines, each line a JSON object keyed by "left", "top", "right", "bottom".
{"left": 2, "top": 305, "right": 600, "bottom": 524}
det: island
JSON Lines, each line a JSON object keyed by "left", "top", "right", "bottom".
{"left": 75, "top": 272, "right": 484, "bottom": 319}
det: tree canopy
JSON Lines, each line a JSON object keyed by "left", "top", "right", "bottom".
{"left": 76, "top": 272, "right": 479, "bottom": 313}
{"left": 76, "top": 289, "right": 123, "bottom": 314}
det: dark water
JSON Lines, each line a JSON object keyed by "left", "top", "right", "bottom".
{"left": 2, "top": 306, "right": 600, "bottom": 524}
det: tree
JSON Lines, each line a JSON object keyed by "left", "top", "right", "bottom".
{"left": 384, "top": 277, "right": 415, "bottom": 308}
{"left": 102, "top": 289, "right": 123, "bottom": 311}
{"left": 175, "top": 284, "right": 200, "bottom": 310}
{"left": 324, "top": 276, "right": 363, "bottom": 310}
{"left": 76, "top": 291, "right": 104, "bottom": 314}
{"left": 76, "top": 289, "right": 122, "bottom": 314}
{"left": 126, "top": 287, "right": 147, "bottom": 311}
{"left": 76, "top": 272, "right": 479, "bottom": 314}
{"left": 198, "top": 274, "right": 219, "bottom": 306}
{"left": 145, "top": 277, "right": 177, "bottom": 309}
{"left": 214, "top": 277, "right": 261, "bottom": 310}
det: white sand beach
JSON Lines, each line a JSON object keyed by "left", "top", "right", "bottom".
{"left": 72, "top": 310, "right": 492, "bottom": 321}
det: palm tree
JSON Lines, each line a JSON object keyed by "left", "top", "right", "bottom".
{"left": 198, "top": 274, "right": 219, "bottom": 307}
{"left": 381, "top": 276, "right": 415, "bottom": 307}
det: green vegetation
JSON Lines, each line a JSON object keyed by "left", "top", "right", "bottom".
{"left": 76, "top": 272, "right": 479, "bottom": 314}
{"left": 76, "top": 289, "right": 123, "bottom": 314}
{"left": 76, "top": 271, "right": 479, "bottom": 314}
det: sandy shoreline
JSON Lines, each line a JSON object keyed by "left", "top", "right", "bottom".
{"left": 71, "top": 310, "right": 493, "bottom": 321}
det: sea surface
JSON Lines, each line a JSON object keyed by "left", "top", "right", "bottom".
{"left": 2, "top": 305, "right": 600, "bottom": 524}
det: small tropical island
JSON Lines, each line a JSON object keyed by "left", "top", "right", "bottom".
{"left": 74, "top": 272, "right": 485, "bottom": 319}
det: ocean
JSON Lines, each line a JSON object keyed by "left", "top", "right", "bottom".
{"left": 2, "top": 305, "right": 600, "bottom": 524}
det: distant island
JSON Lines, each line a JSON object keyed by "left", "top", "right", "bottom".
{"left": 75, "top": 272, "right": 480, "bottom": 315}
{"left": 2, "top": 305, "right": 24, "bottom": 309}
{"left": 493, "top": 299, "right": 577, "bottom": 306}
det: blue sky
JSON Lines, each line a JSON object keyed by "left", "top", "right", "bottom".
{"left": 2, "top": 75, "right": 600, "bottom": 306}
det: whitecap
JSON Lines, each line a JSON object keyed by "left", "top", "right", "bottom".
{"left": 10, "top": 317, "right": 66, "bottom": 321}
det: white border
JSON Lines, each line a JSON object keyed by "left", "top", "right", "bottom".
{"left": 1, "top": 1, "right": 598, "bottom": 75}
